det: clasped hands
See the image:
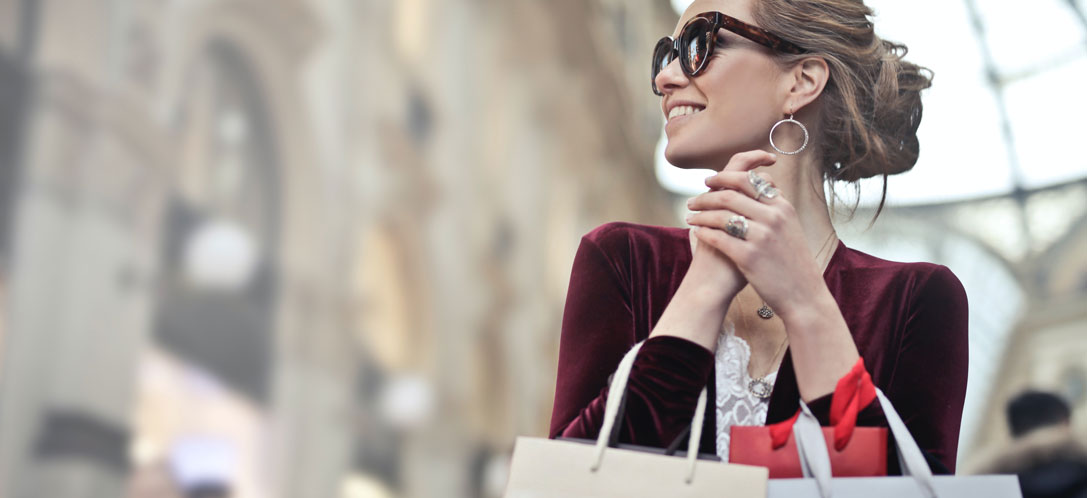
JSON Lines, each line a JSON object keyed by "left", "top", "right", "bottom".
{"left": 685, "top": 150, "right": 827, "bottom": 320}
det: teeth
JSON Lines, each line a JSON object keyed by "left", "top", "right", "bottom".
{"left": 668, "top": 105, "right": 704, "bottom": 120}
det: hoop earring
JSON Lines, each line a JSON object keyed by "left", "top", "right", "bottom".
{"left": 769, "top": 114, "right": 809, "bottom": 155}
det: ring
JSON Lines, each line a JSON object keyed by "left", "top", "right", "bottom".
{"left": 749, "top": 171, "right": 778, "bottom": 201}
{"left": 725, "top": 215, "right": 749, "bottom": 240}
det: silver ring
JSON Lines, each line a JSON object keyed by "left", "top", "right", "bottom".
{"left": 725, "top": 215, "right": 748, "bottom": 240}
{"left": 748, "top": 170, "right": 770, "bottom": 189}
{"left": 749, "top": 171, "right": 778, "bottom": 201}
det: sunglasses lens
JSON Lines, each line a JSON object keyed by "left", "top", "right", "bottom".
{"left": 651, "top": 38, "right": 674, "bottom": 95}
{"left": 679, "top": 18, "right": 712, "bottom": 75}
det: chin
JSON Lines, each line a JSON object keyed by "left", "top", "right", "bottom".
{"left": 664, "top": 142, "right": 726, "bottom": 171}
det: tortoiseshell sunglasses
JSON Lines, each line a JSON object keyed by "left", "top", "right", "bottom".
{"left": 651, "top": 12, "right": 807, "bottom": 96}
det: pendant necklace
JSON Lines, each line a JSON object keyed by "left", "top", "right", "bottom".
{"left": 739, "top": 291, "right": 788, "bottom": 399}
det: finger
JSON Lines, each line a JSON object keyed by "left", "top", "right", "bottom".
{"left": 703, "top": 170, "right": 776, "bottom": 199}
{"left": 686, "top": 210, "right": 771, "bottom": 246}
{"left": 721, "top": 150, "right": 777, "bottom": 173}
{"left": 691, "top": 226, "right": 753, "bottom": 267}
{"left": 687, "top": 188, "right": 775, "bottom": 220}
{"left": 707, "top": 170, "right": 775, "bottom": 190}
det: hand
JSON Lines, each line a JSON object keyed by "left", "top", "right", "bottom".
{"left": 685, "top": 150, "right": 827, "bottom": 320}
{"left": 683, "top": 151, "right": 779, "bottom": 303}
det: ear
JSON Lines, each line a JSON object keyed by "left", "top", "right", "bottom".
{"left": 782, "top": 57, "right": 829, "bottom": 115}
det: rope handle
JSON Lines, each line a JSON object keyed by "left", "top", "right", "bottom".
{"left": 591, "top": 341, "right": 709, "bottom": 485}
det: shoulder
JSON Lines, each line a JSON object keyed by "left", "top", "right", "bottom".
{"left": 840, "top": 245, "right": 964, "bottom": 296}
{"left": 836, "top": 245, "right": 968, "bottom": 317}
{"left": 581, "top": 221, "right": 691, "bottom": 263}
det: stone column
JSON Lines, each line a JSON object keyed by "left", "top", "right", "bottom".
{"left": 0, "top": 73, "right": 168, "bottom": 498}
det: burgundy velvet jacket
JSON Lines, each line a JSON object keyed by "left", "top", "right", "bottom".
{"left": 549, "top": 222, "right": 969, "bottom": 472}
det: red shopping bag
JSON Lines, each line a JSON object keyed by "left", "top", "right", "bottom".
{"left": 728, "top": 358, "right": 888, "bottom": 478}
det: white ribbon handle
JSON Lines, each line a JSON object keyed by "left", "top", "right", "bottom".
{"left": 875, "top": 389, "right": 938, "bottom": 495}
{"left": 590, "top": 341, "right": 709, "bottom": 484}
{"left": 791, "top": 388, "right": 939, "bottom": 498}
{"left": 792, "top": 401, "right": 833, "bottom": 498}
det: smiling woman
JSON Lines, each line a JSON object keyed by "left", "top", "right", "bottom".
{"left": 550, "top": 0, "right": 968, "bottom": 476}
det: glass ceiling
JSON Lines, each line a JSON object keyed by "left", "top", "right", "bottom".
{"left": 659, "top": 0, "right": 1087, "bottom": 206}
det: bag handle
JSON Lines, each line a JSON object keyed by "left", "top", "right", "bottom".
{"left": 791, "top": 388, "right": 940, "bottom": 498}
{"left": 591, "top": 341, "right": 709, "bottom": 484}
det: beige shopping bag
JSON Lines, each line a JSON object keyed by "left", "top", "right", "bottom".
{"left": 505, "top": 342, "right": 769, "bottom": 497}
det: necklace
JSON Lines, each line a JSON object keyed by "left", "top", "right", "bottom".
{"left": 738, "top": 290, "right": 788, "bottom": 399}
{"left": 755, "top": 230, "right": 839, "bottom": 320}
{"left": 742, "top": 229, "right": 839, "bottom": 398}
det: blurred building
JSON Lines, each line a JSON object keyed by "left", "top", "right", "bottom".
{"left": 0, "top": 0, "right": 676, "bottom": 497}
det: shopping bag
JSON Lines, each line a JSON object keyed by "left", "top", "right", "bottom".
{"left": 730, "top": 358, "right": 888, "bottom": 477}
{"left": 767, "top": 389, "right": 1023, "bottom": 497}
{"left": 729, "top": 425, "right": 887, "bottom": 478}
{"left": 505, "top": 341, "right": 769, "bottom": 497}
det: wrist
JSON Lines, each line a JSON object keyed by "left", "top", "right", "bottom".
{"left": 779, "top": 287, "right": 840, "bottom": 331}
{"left": 680, "top": 268, "right": 740, "bottom": 307}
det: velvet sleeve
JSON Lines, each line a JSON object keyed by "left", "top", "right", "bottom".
{"left": 549, "top": 233, "right": 714, "bottom": 447}
{"left": 806, "top": 265, "right": 969, "bottom": 473}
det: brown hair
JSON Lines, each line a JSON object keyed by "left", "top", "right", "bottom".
{"left": 752, "top": 0, "right": 932, "bottom": 220}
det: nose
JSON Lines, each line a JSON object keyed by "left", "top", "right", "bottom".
{"left": 654, "top": 56, "right": 690, "bottom": 96}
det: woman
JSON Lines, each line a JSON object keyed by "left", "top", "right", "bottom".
{"left": 548, "top": 0, "right": 968, "bottom": 473}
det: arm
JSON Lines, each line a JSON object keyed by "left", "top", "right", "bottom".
{"left": 882, "top": 265, "right": 969, "bottom": 472}
{"left": 549, "top": 229, "right": 725, "bottom": 447}
{"left": 806, "top": 265, "right": 969, "bottom": 473}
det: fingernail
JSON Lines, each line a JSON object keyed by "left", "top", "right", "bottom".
{"left": 686, "top": 198, "right": 694, "bottom": 208}
{"left": 685, "top": 214, "right": 694, "bottom": 223}
{"left": 769, "top": 153, "right": 778, "bottom": 159}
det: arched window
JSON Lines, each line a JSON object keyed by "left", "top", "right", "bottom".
{"left": 154, "top": 39, "right": 280, "bottom": 403}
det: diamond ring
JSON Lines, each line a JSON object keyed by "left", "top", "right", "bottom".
{"left": 725, "top": 215, "right": 749, "bottom": 240}
{"left": 749, "top": 171, "right": 778, "bottom": 201}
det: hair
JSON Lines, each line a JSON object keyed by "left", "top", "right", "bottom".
{"left": 751, "top": 0, "right": 933, "bottom": 222}
{"left": 1006, "top": 390, "right": 1072, "bottom": 438}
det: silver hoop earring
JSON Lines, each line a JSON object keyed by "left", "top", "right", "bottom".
{"left": 769, "top": 114, "right": 809, "bottom": 155}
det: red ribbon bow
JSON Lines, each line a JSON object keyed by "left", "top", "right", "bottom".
{"left": 767, "top": 357, "right": 875, "bottom": 451}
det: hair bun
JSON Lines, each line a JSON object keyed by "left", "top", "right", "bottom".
{"left": 753, "top": 1, "right": 933, "bottom": 182}
{"left": 831, "top": 38, "right": 932, "bottom": 182}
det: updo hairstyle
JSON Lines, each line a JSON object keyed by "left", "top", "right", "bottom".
{"left": 753, "top": 0, "right": 933, "bottom": 217}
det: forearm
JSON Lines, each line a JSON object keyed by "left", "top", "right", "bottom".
{"left": 555, "top": 336, "right": 714, "bottom": 446}
{"left": 648, "top": 261, "right": 736, "bottom": 351}
{"left": 780, "top": 286, "right": 860, "bottom": 402}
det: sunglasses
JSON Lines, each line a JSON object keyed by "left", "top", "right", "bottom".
{"left": 651, "top": 12, "right": 807, "bottom": 96}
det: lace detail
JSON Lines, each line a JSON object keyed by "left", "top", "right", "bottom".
{"left": 714, "top": 320, "right": 777, "bottom": 462}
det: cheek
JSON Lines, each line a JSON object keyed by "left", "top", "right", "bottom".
{"left": 702, "top": 70, "right": 779, "bottom": 142}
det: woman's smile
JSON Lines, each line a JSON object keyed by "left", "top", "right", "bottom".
{"left": 665, "top": 104, "right": 705, "bottom": 132}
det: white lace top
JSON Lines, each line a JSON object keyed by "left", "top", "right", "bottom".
{"left": 714, "top": 320, "right": 777, "bottom": 462}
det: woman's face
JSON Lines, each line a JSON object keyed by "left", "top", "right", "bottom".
{"left": 656, "top": 0, "right": 788, "bottom": 170}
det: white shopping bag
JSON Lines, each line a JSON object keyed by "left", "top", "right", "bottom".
{"left": 505, "top": 342, "right": 768, "bottom": 497}
{"left": 769, "top": 389, "right": 1022, "bottom": 498}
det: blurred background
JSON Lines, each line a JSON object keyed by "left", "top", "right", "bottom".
{"left": 0, "top": 0, "right": 1083, "bottom": 497}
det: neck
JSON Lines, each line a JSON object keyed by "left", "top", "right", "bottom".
{"left": 759, "top": 149, "right": 837, "bottom": 259}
